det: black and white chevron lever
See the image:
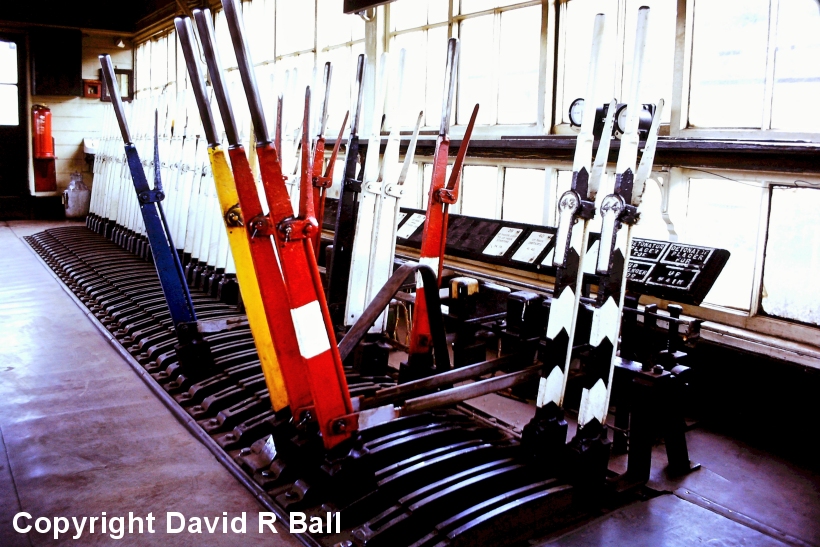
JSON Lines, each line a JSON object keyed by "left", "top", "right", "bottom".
{"left": 578, "top": 6, "right": 655, "bottom": 435}
{"left": 522, "top": 12, "right": 609, "bottom": 466}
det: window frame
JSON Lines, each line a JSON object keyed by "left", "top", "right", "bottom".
{"left": 670, "top": 0, "right": 820, "bottom": 142}
{"left": 384, "top": 0, "right": 555, "bottom": 138}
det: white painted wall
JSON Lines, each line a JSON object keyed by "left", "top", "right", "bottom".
{"left": 29, "top": 32, "right": 132, "bottom": 194}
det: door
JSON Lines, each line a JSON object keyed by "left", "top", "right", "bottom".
{"left": 0, "top": 33, "right": 29, "bottom": 197}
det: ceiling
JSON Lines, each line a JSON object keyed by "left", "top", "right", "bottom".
{"left": 0, "top": 0, "right": 179, "bottom": 32}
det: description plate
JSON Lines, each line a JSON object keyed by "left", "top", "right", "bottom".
{"left": 482, "top": 227, "right": 523, "bottom": 257}
{"left": 627, "top": 260, "right": 654, "bottom": 283}
{"left": 645, "top": 264, "right": 699, "bottom": 290}
{"left": 512, "top": 232, "right": 553, "bottom": 263}
{"left": 396, "top": 213, "right": 426, "bottom": 239}
{"left": 631, "top": 240, "right": 669, "bottom": 262}
{"left": 661, "top": 244, "right": 713, "bottom": 268}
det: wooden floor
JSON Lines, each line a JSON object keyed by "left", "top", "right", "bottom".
{"left": 0, "top": 220, "right": 301, "bottom": 547}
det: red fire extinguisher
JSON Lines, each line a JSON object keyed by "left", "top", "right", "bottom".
{"left": 32, "top": 104, "right": 55, "bottom": 159}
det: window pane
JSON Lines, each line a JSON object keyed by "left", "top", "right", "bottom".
{"left": 246, "top": 0, "right": 275, "bottom": 62}
{"left": 461, "top": 166, "right": 499, "bottom": 219}
{"left": 400, "top": 162, "right": 422, "bottom": 208}
{"left": 623, "top": 0, "right": 676, "bottom": 123}
{"left": 761, "top": 187, "right": 820, "bottom": 325}
{"left": 428, "top": 0, "right": 449, "bottom": 24}
{"left": 392, "top": 28, "right": 448, "bottom": 129}
{"left": 554, "top": 170, "right": 573, "bottom": 224}
{"left": 149, "top": 35, "right": 168, "bottom": 90}
{"left": 397, "top": 161, "right": 421, "bottom": 208}
{"left": 0, "top": 84, "right": 18, "bottom": 125}
{"left": 497, "top": 6, "right": 540, "bottom": 124}
{"left": 770, "top": 0, "right": 820, "bottom": 131}
{"left": 318, "top": 42, "right": 365, "bottom": 137}
{"left": 685, "top": 178, "right": 764, "bottom": 310}
{"left": 276, "top": 0, "right": 315, "bottom": 55}
{"left": 560, "top": 0, "right": 618, "bottom": 124}
{"left": 688, "top": 0, "right": 769, "bottom": 128}
{"left": 425, "top": 26, "right": 450, "bottom": 128}
{"left": 274, "top": 53, "right": 317, "bottom": 139}
{"left": 631, "top": 176, "right": 672, "bottom": 241}
{"left": 391, "top": 31, "right": 428, "bottom": 127}
{"left": 422, "top": 163, "right": 433, "bottom": 208}
{"left": 460, "top": 0, "right": 524, "bottom": 14}
{"left": 0, "top": 40, "right": 18, "bottom": 84}
{"left": 215, "top": 10, "right": 239, "bottom": 69}
{"left": 391, "top": 0, "right": 431, "bottom": 31}
{"left": 136, "top": 42, "right": 150, "bottom": 92}
{"left": 318, "top": 0, "right": 364, "bottom": 48}
{"left": 458, "top": 15, "right": 496, "bottom": 125}
{"left": 502, "top": 168, "right": 546, "bottom": 223}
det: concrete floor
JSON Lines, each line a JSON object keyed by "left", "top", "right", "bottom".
{"left": 3, "top": 220, "right": 820, "bottom": 547}
{"left": 0, "top": 221, "right": 302, "bottom": 546}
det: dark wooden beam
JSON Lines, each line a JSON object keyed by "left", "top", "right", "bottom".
{"left": 331, "top": 136, "right": 820, "bottom": 175}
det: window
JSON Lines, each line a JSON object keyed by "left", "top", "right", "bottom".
{"left": 685, "top": 0, "right": 820, "bottom": 134}
{"left": 388, "top": 0, "right": 546, "bottom": 130}
{"left": 631, "top": 175, "right": 675, "bottom": 242}
{"left": 317, "top": 0, "right": 365, "bottom": 138}
{"left": 0, "top": 40, "right": 19, "bottom": 126}
{"left": 761, "top": 187, "right": 820, "bottom": 326}
{"left": 401, "top": 160, "right": 556, "bottom": 225}
{"left": 502, "top": 168, "right": 549, "bottom": 224}
{"left": 457, "top": 3, "right": 543, "bottom": 125}
{"left": 557, "top": 0, "right": 676, "bottom": 127}
{"left": 389, "top": 0, "right": 450, "bottom": 129}
{"left": 461, "top": 165, "right": 500, "bottom": 218}
{"left": 684, "top": 177, "right": 766, "bottom": 310}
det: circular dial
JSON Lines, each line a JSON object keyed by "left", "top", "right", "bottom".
{"left": 569, "top": 98, "right": 585, "bottom": 126}
{"left": 615, "top": 104, "right": 630, "bottom": 135}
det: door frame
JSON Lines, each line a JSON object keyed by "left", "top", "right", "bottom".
{"left": 0, "top": 29, "right": 31, "bottom": 197}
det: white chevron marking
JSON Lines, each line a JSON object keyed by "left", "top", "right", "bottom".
{"left": 541, "top": 247, "right": 555, "bottom": 266}
{"left": 589, "top": 297, "right": 620, "bottom": 347}
{"left": 536, "top": 366, "right": 565, "bottom": 408}
{"left": 583, "top": 240, "right": 599, "bottom": 274}
{"left": 578, "top": 378, "right": 607, "bottom": 427}
{"left": 546, "top": 287, "right": 577, "bottom": 340}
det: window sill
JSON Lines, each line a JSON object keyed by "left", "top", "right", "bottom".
{"left": 341, "top": 136, "right": 820, "bottom": 174}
